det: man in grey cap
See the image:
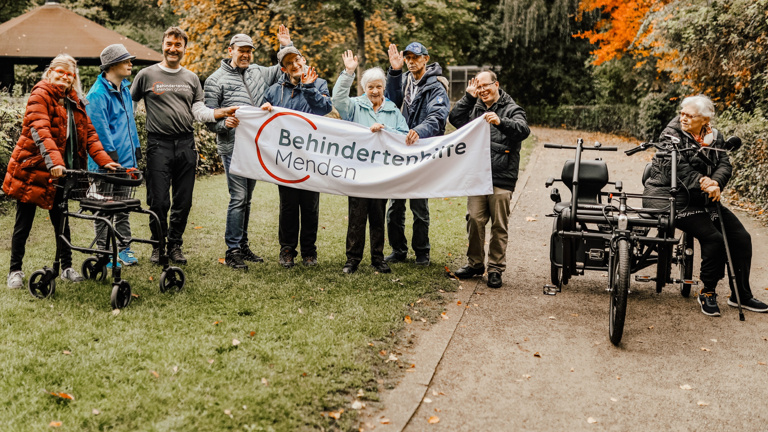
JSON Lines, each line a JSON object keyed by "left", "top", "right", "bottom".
{"left": 204, "top": 26, "right": 293, "bottom": 270}
{"left": 384, "top": 41, "right": 450, "bottom": 267}
{"left": 86, "top": 43, "right": 142, "bottom": 266}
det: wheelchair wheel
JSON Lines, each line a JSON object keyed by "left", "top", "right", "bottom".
{"left": 110, "top": 280, "right": 132, "bottom": 309}
{"left": 677, "top": 233, "right": 694, "bottom": 297}
{"left": 82, "top": 257, "right": 107, "bottom": 282}
{"left": 609, "top": 238, "right": 630, "bottom": 346}
{"left": 159, "top": 267, "right": 186, "bottom": 293}
{"left": 28, "top": 269, "right": 56, "bottom": 299}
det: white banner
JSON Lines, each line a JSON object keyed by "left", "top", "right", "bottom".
{"left": 230, "top": 106, "right": 492, "bottom": 199}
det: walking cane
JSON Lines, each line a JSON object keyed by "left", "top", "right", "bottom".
{"left": 714, "top": 201, "right": 745, "bottom": 321}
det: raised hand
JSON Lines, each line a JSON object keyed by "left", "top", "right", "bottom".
{"left": 467, "top": 78, "right": 479, "bottom": 98}
{"left": 301, "top": 66, "right": 318, "bottom": 85}
{"left": 342, "top": 50, "right": 358, "bottom": 75}
{"left": 388, "top": 43, "right": 403, "bottom": 70}
{"left": 277, "top": 24, "right": 291, "bottom": 47}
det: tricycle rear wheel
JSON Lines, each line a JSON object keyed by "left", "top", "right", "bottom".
{"left": 609, "top": 238, "right": 630, "bottom": 346}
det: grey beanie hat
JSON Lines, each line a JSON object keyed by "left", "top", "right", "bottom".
{"left": 100, "top": 44, "right": 135, "bottom": 71}
{"left": 277, "top": 46, "right": 302, "bottom": 66}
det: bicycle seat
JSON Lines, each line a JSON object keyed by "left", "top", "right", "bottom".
{"left": 561, "top": 159, "right": 609, "bottom": 204}
{"left": 79, "top": 199, "right": 128, "bottom": 212}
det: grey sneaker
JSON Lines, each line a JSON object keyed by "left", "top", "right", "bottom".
{"left": 7, "top": 270, "right": 24, "bottom": 289}
{"left": 61, "top": 267, "right": 85, "bottom": 283}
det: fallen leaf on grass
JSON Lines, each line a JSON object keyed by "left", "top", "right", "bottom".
{"left": 441, "top": 312, "right": 448, "bottom": 320}
{"left": 351, "top": 400, "right": 364, "bottom": 410}
{"left": 207, "top": 359, "right": 214, "bottom": 364}
{"left": 62, "top": 350, "right": 71, "bottom": 355}
{"left": 680, "top": 384, "right": 692, "bottom": 390}
{"left": 261, "top": 378, "right": 269, "bottom": 386}
{"left": 47, "top": 391, "right": 74, "bottom": 401}
{"left": 49, "top": 421, "right": 62, "bottom": 427}
{"left": 172, "top": 366, "right": 178, "bottom": 374}
{"left": 224, "top": 409, "right": 232, "bottom": 415}
{"left": 328, "top": 409, "right": 344, "bottom": 420}
{"left": 457, "top": 301, "right": 462, "bottom": 305}
{"left": 404, "top": 315, "right": 412, "bottom": 324}
{"left": 149, "top": 276, "right": 154, "bottom": 281}
{"left": 92, "top": 409, "right": 100, "bottom": 415}
{"left": 387, "top": 354, "right": 398, "bottom": 362}
{"left": 218, "top": 258, "right": 226, "bottom": 264}
{"left": 379, "top": 350, "right": 387, "bottom": 356}
{"left": 587, "top": 417, "right": 597, "bottom": 424}
{"left": 697, "top": 401, "right": 709, "bottom": 406}
{"left": 213, "top": 321, "right": 221, "bottom": 325}
{"left": 232, "top": 339, "right": 240, "bottom": 346}
{"left": 428, "top": 416, "right": 440, "bottom": 424}
{"left": 194, "top": 226, "right": 203, "bottom": 229}
{"left": 249, "top": 331, "right": 256, "bottom": 337}
{"left": 329, "top": 313, "right": 335, "bottom": 320}
{"left": 150, "top": 371, "right": 159, "bottom": 378}
{"left": 420, "top": 318, "right": 427, "bottom": 322}
{"left": 131, "top": 293, "right": 139, "bottom": 298}
{"left": 111, "top": 309, "right": 120, "bottom": 316}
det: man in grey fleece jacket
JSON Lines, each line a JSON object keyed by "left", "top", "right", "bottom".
{"left": 204, "top": 27, "right": 292, "bottom": 270}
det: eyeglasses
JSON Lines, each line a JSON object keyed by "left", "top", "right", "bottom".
{"left": 53, "top": 68, "right": 75, "bottom": 78}
{"left": 679, "top": 111, "right": 700, "bottom": 120}
{"left": 476, "top": 81, "right": 497, "bottom": 91}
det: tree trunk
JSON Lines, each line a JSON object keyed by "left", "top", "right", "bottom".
{"left": 354, "top": 8, "right": 366, "bottom": 96}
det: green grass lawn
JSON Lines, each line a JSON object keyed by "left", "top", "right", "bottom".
{"left": 0, "top": 136, "right": 535, "bottom": 431}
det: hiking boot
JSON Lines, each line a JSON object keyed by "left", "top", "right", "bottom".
{"left": 61, "top": 267, "right": 85, "bottom": 283}
{"left": 698, "top": 291, "right": 721, "bottom": 317}
{"left": 415, "top": 254, "right": 430, "bottom": 266}
{"left": 7, "top": 270, "right": 24, "bottom": 289}
{"left": 453, "top": 265, "right": 485, "bottom": 279}
{"left": 487, "top": 271, "right": 503, "bottom": 289}
{"left": 384, "top": 251, "right": 407, "bottom": 263}
{"left": 279, "top": 248, "right": 295, "bottom": 268}
{"left": 727, "top": 296, "right": 768, "bottom": 313}
{"left": 118, "top": 247, "right": 138, "bottom": 266}
{"left": 240, "top": 244, "right": 264, "bottom": 263}
{"left": 342, "top": 260, "right": 359, "bottom": 274}
{"left": 168, "top": 245, "right": 187, "bottom": 264}
{"left": 371, "top": 261, "right": 392, "bottom": 274}
{"left": 302, "top": 255, "right": 318, "bottom": 267}
{"left": 225, "top": 248, "right": 248, "bottom": 270}
{"left": 150, "top": 247, "right": 161, "bottom": 265}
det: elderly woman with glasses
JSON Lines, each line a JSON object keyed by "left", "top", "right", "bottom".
{"left": 332, "top": 50, "right": 409, "bottom": 275}
{"left": 643, "top": 94, "right": 767, "bottom": 317}
{"left": 3, "top": 54, "right": 121, "bottom": 289}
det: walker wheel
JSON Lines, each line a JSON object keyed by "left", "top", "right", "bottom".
{"left": 110, "top": 280, "right": 132, "bottom": 309}
{"left": 159, "top": 267, "right": 185, "bottom": 293}
{"left": 28, "top": 268, "right": 56, "bottom": 299}
{"left": 82, "top": 257, "right": 107, "bottom": 281}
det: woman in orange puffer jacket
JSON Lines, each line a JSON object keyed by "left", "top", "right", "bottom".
{"left": 3, "top": 54, "right": 120, "bottom": 289}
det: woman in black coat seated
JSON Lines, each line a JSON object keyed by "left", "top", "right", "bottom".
{"left": 643, "top": 94, "right": 767, "bottom": 317}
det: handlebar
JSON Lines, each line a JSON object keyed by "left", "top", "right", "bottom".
{"left": 544, "top": 143, "right": 618, "bottom": 151}
{"left": 64, "top": 168, "right": 144, "bottom": 186}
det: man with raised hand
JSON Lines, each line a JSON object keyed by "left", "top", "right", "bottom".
{"left": 86, "top": 44, "right": 142, "bottom": 268}
{"left": 448, "top": 71, "right": 530, "bottom": 289}
{"left": 204, "top": 27, "right": 292, "bottom": 271}
{"left": 384, "top": 41, "right": 450, "bottom": 267}
{"left": 131, "top": 26, "right": 238, "bottom": 265}
{"left": 261, "top": 47, "right": 333, "bottom": 269}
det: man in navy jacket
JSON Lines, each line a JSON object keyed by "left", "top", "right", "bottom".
{"left": 384, "top": 42, "right": 450, "bottom": 266}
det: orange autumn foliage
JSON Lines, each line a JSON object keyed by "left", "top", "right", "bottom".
{"left": 576, "top": 0, "right": 672, "bottom": 65}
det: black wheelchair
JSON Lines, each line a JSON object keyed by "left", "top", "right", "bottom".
{"left": 27, "top": 168, "right": 186, "bottom": 309}
{"left": 543, "top": 139, "right": 696, "bottom": 345}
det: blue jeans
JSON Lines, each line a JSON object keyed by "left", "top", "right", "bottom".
{"left": 386, "top": 198, "right": 430, "bottom": 256}
{"left": 221, "top": 154, "right": 257, "bottom": 251}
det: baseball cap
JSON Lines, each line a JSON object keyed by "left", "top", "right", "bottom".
{"left": 99, "top": 44, "right": 135, "bottom": 71}
{"left": 229, "top": 34, "right": 255, "bottom": 48}
{"left": 403, "top": 42, "right": 428, "bottom": 56}
{"left": 277, "top": 46, "right": 302, "bottom": 66}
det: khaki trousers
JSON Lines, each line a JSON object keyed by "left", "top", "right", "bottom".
{"left": 466, "top": 186, "right": 513, "bottom": 272}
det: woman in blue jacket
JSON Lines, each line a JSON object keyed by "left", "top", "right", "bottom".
{"left": 332, "top": 50, "right": 409, "bottom": 274}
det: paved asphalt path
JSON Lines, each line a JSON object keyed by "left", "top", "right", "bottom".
{"left": 362, "top": 127, "right": 768, "bottom": 432}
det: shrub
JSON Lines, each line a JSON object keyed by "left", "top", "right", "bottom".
{"left": 527, "top": 104, "right": 642, "bottom": 137}
{"left": 637, "top": 92, "right": 678, "bottom": 141}
{"left": 0, "top": 92, "right": 26, "bottom": 186}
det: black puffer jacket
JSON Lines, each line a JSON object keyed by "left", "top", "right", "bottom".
{"left": 448, "top": 90, "right": 530, "bottom": 191}
{"left": 642, "top": 116, "right": 731, "bottom": 214}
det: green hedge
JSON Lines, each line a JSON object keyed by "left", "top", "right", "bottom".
{"left": 527, "top": 104, "right": 643, "bottom": 138}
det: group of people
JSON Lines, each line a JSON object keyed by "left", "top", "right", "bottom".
{"left": 3, "top": 25, "right": 765, "bottom": 316}
{"left": 3, "top": 25, "right": 528, "bottom": 291}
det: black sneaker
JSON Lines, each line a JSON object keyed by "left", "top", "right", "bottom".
{"left": 225, "top": 248, "right": 248, "bottom": 270}
{"left": 453, "top": 265, "right": 485, "bottom": 279}
{"left": 342, "top": 260, "right": 359, "bottom": 274}
{"left": 168, "top": 245, "right": 188, "bottom": 264}
{"left": 487, "top": 271, "right": 502, "bottom": 289}
{"left": 279, "top": 248, "right": 295, "bottom": 268}
{"left": 415, "top": 254, "right": 430, "bottom": 266}
{"left": 698, "top": 291, "right": 721, "bottom": 317}
{"left": 384, "top": 251, "right": 407, "bottom": 263}
{"left": 302, "top": 255, "right": 318, "bottom": 267}
{"left": 240, "top": 245, "right": 264, "bottom": 263}
{"left": 727, "top": 296, "right": 768, "bottom": 313}
{"left": 371, "top": 261, "right": 392, "bottom": 273}
{"left": 150, "top": 247, "right": 161, "bottom": 265}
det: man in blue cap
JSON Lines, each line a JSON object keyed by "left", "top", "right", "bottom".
{"left": 86, "top": 43, "right": 142, "bottom": 267}
{"left": 384, "top": 41, "right": 450, "bottom": 266}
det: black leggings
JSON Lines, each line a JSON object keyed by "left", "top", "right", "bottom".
{"left": 9, "top": 188, "right": 72, "bottom": 272}
{"left": 676, "top": 206, "right": 752, "bottom": 299}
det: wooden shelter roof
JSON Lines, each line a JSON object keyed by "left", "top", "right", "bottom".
{"left": 0, "top": 1, "right": 162, "bottom": 66}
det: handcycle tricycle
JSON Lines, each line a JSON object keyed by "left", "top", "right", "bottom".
{"left": 543, "top": 138, "right": 697, "bottom": 345}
